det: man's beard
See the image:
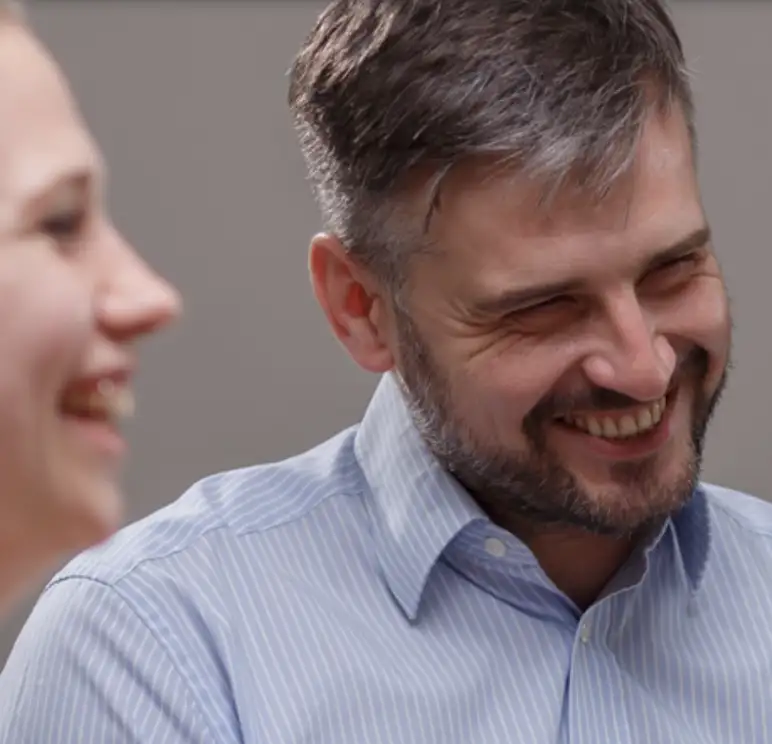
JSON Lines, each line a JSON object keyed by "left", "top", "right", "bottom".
{"left": 394, "top": 307, "right": 728, "bottom": 537}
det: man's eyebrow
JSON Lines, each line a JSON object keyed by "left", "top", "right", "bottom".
{"left": 470, "top": 278, "right": 583, "bottom": 317}
{"left": 469, "top": 225, "right": 712, "bottom": 317}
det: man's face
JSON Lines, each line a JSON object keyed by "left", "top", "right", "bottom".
{"left": 392, "top": 107, "right": 730, "bottom": 535}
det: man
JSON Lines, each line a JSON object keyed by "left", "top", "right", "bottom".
{"left": 0, "top": 1, "right": 769, "bottom": 741}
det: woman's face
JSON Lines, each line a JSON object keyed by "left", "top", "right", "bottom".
{"left": 0, "top": 22, "right": 180, "bottom": 562}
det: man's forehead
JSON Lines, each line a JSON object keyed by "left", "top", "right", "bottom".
{"left": 422, "top": 160, "right": 706, "bottom": 308}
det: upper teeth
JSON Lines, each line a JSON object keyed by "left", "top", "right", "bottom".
{"left": 563, "top": 397, "right": 665, "bottom": 439}
{"left": 62, "top": 380, "right": 135, "bottom": 421}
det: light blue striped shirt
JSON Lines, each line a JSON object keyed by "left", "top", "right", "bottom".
{"left": 1, "top": 374, "right": 772, "bottom": 742}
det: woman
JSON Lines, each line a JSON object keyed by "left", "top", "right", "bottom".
{"left": 0, "top": 2, "right": 180, "bottom": 613}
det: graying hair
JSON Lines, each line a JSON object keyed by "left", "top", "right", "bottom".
{"left": 288, "top": 0, "right": 695, "bottom": 288}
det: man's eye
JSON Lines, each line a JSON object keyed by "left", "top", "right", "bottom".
{"left": 642, "top": 252, "right": 702, "bottom": 290}
{"left": 501, "top": 296, "right": 580, "bottom": 334}
{"left": 513, "top": 296, "right": 573, "bottom": 317}
{"left": 656, "top": 253, "right": 697, "bottom": 271}
{"left": 42, "top": 209, "right": 86, "bottom": 240}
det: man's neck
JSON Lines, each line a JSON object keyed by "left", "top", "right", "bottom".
{"left": 504, "top": 517, "right": 637, "bottom": 611}
{"left": 530, "top": 530, "right": 635, "bottom": 610}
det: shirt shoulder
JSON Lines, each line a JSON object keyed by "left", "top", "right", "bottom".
{"left": 701, "top": 481, "right": 772, "bottom": 576}
{"left": 702, "top": 481, "right": 772, "bottom": 538}
{"left": 56, "top": 425, "right": 365, "bottom": 588}
{"left": 1, "top": 428, "right": 368, "bottom": 743}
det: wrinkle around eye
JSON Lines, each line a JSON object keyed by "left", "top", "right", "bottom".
{"left": 499, "top": 300, "right": 587, "bottom": 339}
{"left": 460, "top": 317, "right": 545, "bottom": 363}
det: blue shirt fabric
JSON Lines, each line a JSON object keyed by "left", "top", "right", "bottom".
{"left": 1, "top": 373, "right": 772, "bottom": 743}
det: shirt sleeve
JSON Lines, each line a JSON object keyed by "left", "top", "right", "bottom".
{"left": 0, "top": 576, "right": 219, "bottom": 744}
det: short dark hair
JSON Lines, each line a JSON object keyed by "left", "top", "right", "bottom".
{"left": 289, "top": 0, "right": 694, "bottom": 287}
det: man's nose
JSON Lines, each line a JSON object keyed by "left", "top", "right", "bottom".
{"left": 581, "top": 290, "right": 675, "bottom": 403}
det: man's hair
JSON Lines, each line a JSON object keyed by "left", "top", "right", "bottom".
{"left": 288, "top": 0, "right": 694, "bottom": 287}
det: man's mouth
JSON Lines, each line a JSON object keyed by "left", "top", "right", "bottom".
{"left": 555, "top": 391, "right": 675, "bottom": 441}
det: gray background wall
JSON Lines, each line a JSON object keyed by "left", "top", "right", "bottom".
{"left": 1, "top": 1, "right": 769, "bottom": 662}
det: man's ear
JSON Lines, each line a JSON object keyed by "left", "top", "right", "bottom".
{"left": 308, "top": 234, "right": 395, "bottom": 373}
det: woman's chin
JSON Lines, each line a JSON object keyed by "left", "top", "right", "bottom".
{"left": 50, "top": 467, "right": 125, "bottom": 552}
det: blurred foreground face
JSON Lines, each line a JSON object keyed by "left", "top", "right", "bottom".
{"left": 0, "top": 20, "right": 180, "bottom": 605}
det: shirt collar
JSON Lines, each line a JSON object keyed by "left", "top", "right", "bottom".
{"left": 669, "top": 484, "right": 711, "bottom": 593}
{"left": 354, "top": 374, "right": 712, "bottom": 618}
{"left": 600, "top": 487, "right": 710, "bottom": 602}
{"left": 354, "top": 374, "right": 484, "bottom": 620}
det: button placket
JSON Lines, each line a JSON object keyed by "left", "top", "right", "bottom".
{"left": 579, "top": 619, "right": 592, "bottom": 644}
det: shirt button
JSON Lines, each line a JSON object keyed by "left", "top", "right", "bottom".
{"left": 579, "top": 621, "right": 591, "bottom": 644}
{"left": 484, "top": 537, "right": 507, "bottom": 558}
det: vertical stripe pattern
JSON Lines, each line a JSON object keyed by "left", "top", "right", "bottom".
{"left": 1, "top": 374, "right": 771, "bottom": 743}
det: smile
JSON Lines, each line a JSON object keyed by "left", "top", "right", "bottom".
{"left": 557, "top": 394, "right": 670, "bottom": 440}
{"left": 58, "top": 378, "right": 135, "bottom": 461}
{"left": 59, "top": 378, "right": 135, "bottom": 424}
{"left": 551, "top": 391, "right": 679, "bottom": 461}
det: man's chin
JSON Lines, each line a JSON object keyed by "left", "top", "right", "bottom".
{"left": 565, "top": 459, "right": 697, "bottom": 535}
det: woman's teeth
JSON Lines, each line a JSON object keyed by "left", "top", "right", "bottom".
{"left": 562, "top": 396, "right": 666, "bottom": 439}
{"left": 60, "top": 380, "right": 135, "bottom": 422}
